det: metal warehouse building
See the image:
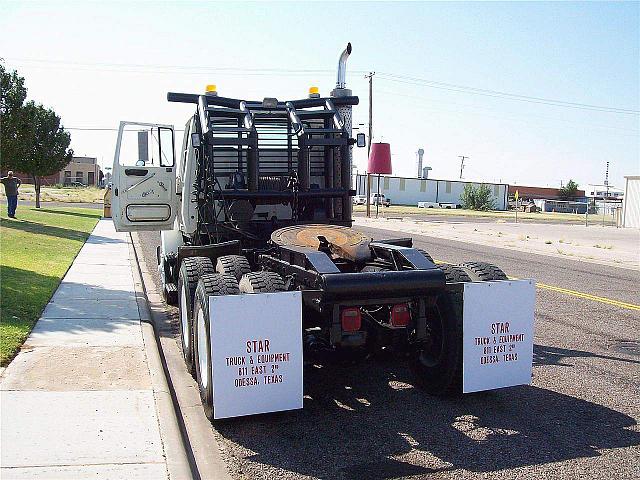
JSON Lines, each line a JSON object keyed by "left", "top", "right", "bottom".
{"left": 622, "top": 175, "right": 640, "bottom": 228}
{"left": 354, "top": 174, "right": 509, "bottom": 210}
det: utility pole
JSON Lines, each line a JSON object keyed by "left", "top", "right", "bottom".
{"left": 458, "top": 155, "right": 469, "bottom": 179}
{"left": 365, "top": 72, "right": 375, "bottom": 217}
{"left": 604, "top": 161, "right": 610, "bottom": 226}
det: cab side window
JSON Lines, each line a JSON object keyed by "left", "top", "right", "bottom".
{"left": 118, "top": 126, "right": 174, "bottom": 167}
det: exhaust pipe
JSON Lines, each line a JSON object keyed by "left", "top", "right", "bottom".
{"left": 336, "top": 43, "right": 352, "bottom": 89}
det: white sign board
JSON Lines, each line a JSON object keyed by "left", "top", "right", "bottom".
{"left": 462, "top": 280, "right": 535, "bottom": 393}
{"left": 209, "top": 291, "right": 303, "bottom": 419}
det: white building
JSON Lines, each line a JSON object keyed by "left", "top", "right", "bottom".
{"left": 354, "top": 174, "right": 509, "bottom": 210}
{"left": 622, "top": 176, "right": 640, "bottom": 228}
{"left": 585, "top": 183, "right": 624, "bottom": 199}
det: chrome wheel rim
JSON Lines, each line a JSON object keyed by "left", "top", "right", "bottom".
{"left": 180, "top": 283, "right": 189, "bottom": 352}
{"left": 197, "top": 307, "right": 209, "bottom": 390}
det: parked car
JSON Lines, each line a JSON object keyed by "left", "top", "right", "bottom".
{"left": 417, "top": 201, "right": 440, "bottom": 208}
{"left": 353, "top": 195, "right": 367, "bottom": 205}
{"left": 371, "top": 193, "right": 391, "bottom": 207}
{"left": 439, "top": 202, "right": 459, "bottom": 209}
{"left": 417, "top": 201, "right": 460, "bottom": 209}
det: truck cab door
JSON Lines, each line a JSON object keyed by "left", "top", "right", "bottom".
{"left": 112, "top": 121, "right": 178, "bottom": 232}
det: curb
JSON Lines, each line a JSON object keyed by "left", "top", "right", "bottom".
{"left": 130, "top": 232, "right": 233, "bottom": 480}
{"left": 128, "top": 236, "right": 194, "bottom": 480}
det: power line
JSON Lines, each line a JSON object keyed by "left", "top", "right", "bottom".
{"left": 364, "top": 71, "right": 375, "bottom": 218}
{"left": 65, "top": 127, "right": 185, "bottom": 132}
{"left": 6, "top": 57, "right": 368, "bottom": 75}
{"left": 375, "top": 88, "right": 640, "bottom": 136}
{"left": 7, "top": 58, "right": 638, "bottom": 114}
{"left": 376, "top": 72, "right": 639, "bottom": 115}
{"left": 64, "top": 127, "right": 118, "bottom": 131}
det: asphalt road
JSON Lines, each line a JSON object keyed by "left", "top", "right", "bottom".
{"left": 137, "top": 227, "right": 640, "bottom": 480}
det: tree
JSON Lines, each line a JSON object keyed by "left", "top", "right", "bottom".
{"left": 1, "top": 63, "right": 73, "bottom": 207}
{"left": 19, "top": 102, "right": 73, "bottom": 207}
{"left": 559, "top": 179, "right": 579, "bottom": 200}
{"left": 460, "top": 183, "right": 497, "bottom": 211}
{"left": 0, "top": 62, "right": 28, "bottom": 166}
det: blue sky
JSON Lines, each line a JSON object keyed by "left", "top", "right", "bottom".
{"left": 1, "top": 1, "right": 638, "bottom": 189}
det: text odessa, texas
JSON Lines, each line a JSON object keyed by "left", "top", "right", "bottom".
{"left": 225, "top": 338, "right": 292, "bottom": 387}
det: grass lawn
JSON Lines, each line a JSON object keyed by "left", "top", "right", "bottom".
{"left": 0, "top": 206, "right": 102, "bottom": 365}
{"left": 353, "top": 205, "right": 615, "bottom": 225}
{"left": 0, "top": 184, "right": 105, "bottom": 203}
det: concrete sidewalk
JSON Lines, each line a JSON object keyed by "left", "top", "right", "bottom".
{"left": 1, "top": 220, "right": 186, "bottom": 479}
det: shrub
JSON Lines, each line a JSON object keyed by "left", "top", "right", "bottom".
{"left": 460, "top": 184, "right": 496, "bottom": 211}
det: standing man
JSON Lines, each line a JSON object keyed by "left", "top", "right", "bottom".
{"left": 1, "top": 171, "right": 22, "bottom": 218}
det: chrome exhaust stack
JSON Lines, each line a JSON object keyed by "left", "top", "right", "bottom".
{"left": 330, "top": 43, "right": 354, "bottom": 221}
{"left": 335, "top": 42, "right": 352, "bottom": 90}
{"left": 332, "top": 43, "right": 352, "bottom": 98}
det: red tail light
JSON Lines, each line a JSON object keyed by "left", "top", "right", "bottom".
{"left": 341, "top": 307, "right": 362, "bottom": 332}
{"left": 390, "top": 303, "right": 411, "bottom": 327}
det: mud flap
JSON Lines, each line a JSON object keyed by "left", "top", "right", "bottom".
{"left": 209, "top": 291, "right": 303, "bottom": 419}
{"left": 462, "top": 280, "right": 536, "bottom": 393}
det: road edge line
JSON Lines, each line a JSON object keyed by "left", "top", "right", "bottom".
{"left": 536, "top": 282, "right": 640, "bottom": 311}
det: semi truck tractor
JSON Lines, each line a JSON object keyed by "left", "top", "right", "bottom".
{"left": 111, "top": 44, "right": 534, "bottom": 421}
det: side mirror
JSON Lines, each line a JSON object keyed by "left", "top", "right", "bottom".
{"left": 191, "top": 133, "right": 201, "bottom": 147}
{"left": 356, "top": 133, "right": 366, "bottom": 148}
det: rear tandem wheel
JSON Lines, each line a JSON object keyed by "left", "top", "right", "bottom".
{"left": 216, "top": 254, "right": 251, "bottom": 281}
{"left": 177, "top": 256, "right": 215, "bottom": 376}
{"left": 459, "top": 261, "right": 508, "bottom": 281}
{"left": 411, "top": 264, "right": 470, "bottom": 396}
{"left": 239, "top": 271, "right": 286, "bottom": 293}
{"left": 193, "top": 273, "right": 240, "bottom": 422}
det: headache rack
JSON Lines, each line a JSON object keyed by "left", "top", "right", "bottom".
{"left": 168, "top": 92, "right": 359, "bottom": 244}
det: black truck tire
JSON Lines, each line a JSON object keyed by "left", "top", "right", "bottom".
{"left": 239, "top": 271, "right": 286, "bottom": 293}
{"left": 216, "top": 255, "right": 251, "bottom": 281}
{"left": 161, "top": 253, "right": 179, "bottom": 306}
{"left": 411, "top": 262, "right": 473, "bottom": 395}
{"left": 157, "top": 246, "right": 178, "bottom": 305}
{"left": 410, "top": 292, "right": 463, "bottom": 396}
{"left": 177, "top": 256, "right": 215, "bottom": 376}
{"left": 193, "top": 273, "right": 240, "bottom": 422}
{"left": 438, "top": 264, "right": 472, "bottom": 283}
{"left": 459, "top": 261, "right": 508, "bottom": 282}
